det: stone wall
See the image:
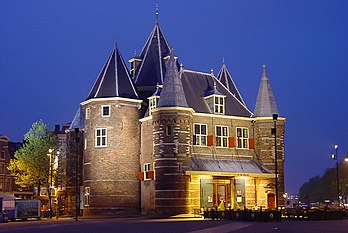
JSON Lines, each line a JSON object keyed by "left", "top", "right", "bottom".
{"left": 82, "top": 99, "right": 141, "bottom": 216}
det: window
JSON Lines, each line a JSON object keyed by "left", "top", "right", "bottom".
{"left": 102, "top": 105, "right": 110, "bottom": 117}
{"left": 95, "top": 128, "right": 107, "bottom": 147}
{"left": 0, "top": 151, "right": 4, "bottom": 159}
{"left": 153, "top": 162, "right": 156, "bottom": 180}
{"left": 84, "top": 138, "right": 87, "bottom": 150}
{"left": 214, "top": 96, "right": 225, "bottom": 114}
{"left": 237, "top": 127, "right": 249, "bottom": 149}
{"left": 0, "top": 177, "right": 3, "bottom": 191}
{"left": 0, "top": 163, "right": 4, "bottom": 174}
{"left": 166, "top": 125, "right": 172, "bottom": 136}
{"left": 216, "top": 125, "right": 228, "bottom": 147}
{"left": 149, "top": 97, "right": 158, "bottom": 115}
{"left": 84, "top": 187, "right": 90, "bottom": 206}
{"left": 86, "top": 108, "right": 90, "bottom": 119}
{"left": 193, "top": 123, "right": 207, "bottom": 146}
{"left": 144, "top": 163, "right": 151, "bottom": 180}
{"left": 5, "top": 178, "right": 10, "bottom": 192}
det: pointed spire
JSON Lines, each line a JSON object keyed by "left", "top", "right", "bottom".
{"left": 134, "top": 21, "right": 171, "bottom": 87}
{"left": 254, "top": 64, "right": 279, "bottom": 117}
{"left": 69, "top": 105, "right": 85, "bottom": 130}
{"left": 157, "top": 49, "right": 188, "bottom": 108}
{"left": 210, "top": 68, "right": 214, "bottom": 77}
{"left": 87, "top": 44, "right": 139, "bottom": 100}
{"left": 217, "top": 60, "right": 246, "bottom": 105}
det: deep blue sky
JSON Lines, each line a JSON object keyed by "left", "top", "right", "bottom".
{"left": 1, "top": 1, "right": 347, "bottom": 194}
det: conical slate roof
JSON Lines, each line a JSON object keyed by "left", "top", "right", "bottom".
{"left": 157, "top": 50, "right": 188, "bottom": 108}
{"left": 86, "top": 44, "right": 139, "bottom": 100}
{"left": 69, "top": 105, "right": 84, "bottom": 130}
{"left": 134, "top": 23, "right": 171, "bottom": 87}
{"left": 217, "top": 61, "right": 246, "bottom": 105}
{"left": 254, "top": 65, "right": 279, "bottom": 117}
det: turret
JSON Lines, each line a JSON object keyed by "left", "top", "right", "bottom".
{"left": 81, "top": 43, "right": 142, "bottom": 216}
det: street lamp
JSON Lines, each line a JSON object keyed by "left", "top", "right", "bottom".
{"left": 47, "top": 148, "right": 54, "bottom": 219}
{"left": 272, "top": 113, "right": 279, "bottom": 211}
{"left": 331, "top": 144, "right": 339, "bottom": 206}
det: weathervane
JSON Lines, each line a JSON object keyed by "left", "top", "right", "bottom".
{"left": 156, "top": 3, "right": 159, "bottom": 24}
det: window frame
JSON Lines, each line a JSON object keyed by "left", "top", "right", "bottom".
{"left": 101, "top": 105, "right": 110, "bottom": 117}
{"left": 236, "top": 127, "right": 249, "bottom": 149}
{"left": 84, "top": 187, "right": 90, "bottom": 206}
{"left": 148, "top": 97, "right": 159, "bottom": 115}
{"left": 144, "top": 163, "right": 151, "bottom": 180}
{"left": 193, "top": 123, "right": 208, "bottom": 146}
{"left": 215, "top": 125, "right": 229, "bottom": 148}
{"left": 214, "top": 96, "right": 225, "bottom": 114}
{"left": 95, "top": 128, "right": 107, "bottom": 147}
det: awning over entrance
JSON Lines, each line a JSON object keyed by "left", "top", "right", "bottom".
{"left": 186, "top": 157, "right": 275, "bottom": 178}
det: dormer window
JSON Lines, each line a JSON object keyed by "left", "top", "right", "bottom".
{"left": 148, "top": 97, "right": 159, "bottom": 115}
{"left": 214, "top": 96, "right": 225, "bottom": 114}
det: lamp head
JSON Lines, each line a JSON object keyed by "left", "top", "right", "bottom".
{"left": 48, "top": 149, "right": 53, "bottom": 153}
{"left": 331, "top": 154, "right": 336, "bottom": 160}
{"left": 334, "top": 144, "right": 338, "bottom": 149}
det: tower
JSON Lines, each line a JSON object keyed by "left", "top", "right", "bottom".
{"left": 144, "top": 50, "right": 193, "bottom": 214}
{"left": 81, "top": 44, "right": 142, "bottom": 216}
{"left": 253, "top": 65, "right": 285, "bottom": 207}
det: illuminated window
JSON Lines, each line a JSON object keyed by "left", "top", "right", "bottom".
{"left": 214, "top": 96, "right": 225, "bottom": 114}
{"left": 153, "top": 162, "right": 156, "bottom": 180}
{"left": 237, "top": 127, "right": 249, "bottom": 149}
{"left": 144, "top": 163, "right": 151, "bottom": 180}
{"left": 193, "top": 123, "right": 207, "bottom": 146}
{"left": 0, "top": 177, "right": 3, "bottom": 191}
{"left": 95, "top": 128, "right": 107, "bottom": 147}
{"left": 84, "top": 187, "right": 90, "bottom": 206}
{"left": 86, "top": 108, "right": 90, "bottom": 119}
{"left": 101, "top": 105, "right": 110, "bottom": 117}
{"left": 216, "top": 125, "right": 228, "bottom": 147}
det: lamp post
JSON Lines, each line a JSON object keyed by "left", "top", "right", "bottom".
{"left": 47, "top": 148, "right": 54, "bottom": 219}
{"left": 331, "top": 144, "right": 339, "bottom": 205}
{"left": 74, "top": 128, "right": 80, "bottom": 221}
{"left": 272, "top": 114, "right": 279, "bottom": 211}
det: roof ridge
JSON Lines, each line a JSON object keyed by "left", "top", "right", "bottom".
{"left": 183, "top": 69, "right": 212, "bottom": 76}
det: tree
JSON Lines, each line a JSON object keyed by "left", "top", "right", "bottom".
{"left": 8, "top": 120, "right": 59, "bottom": 195}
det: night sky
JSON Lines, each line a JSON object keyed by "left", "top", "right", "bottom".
{"left": 1, "top": 1, "right": 347, "bottom": 194}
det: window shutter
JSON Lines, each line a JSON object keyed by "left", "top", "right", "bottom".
{"left": 207, "top": 135, "right": 214, "bottom": 146}
{"left": 249, "top": 138, "right": 255, "bottom": 149}
{"left": 137, "top": 172, "right": 144, "bottom": 180}
{"left": 147, "top": 171, "right": 155, "bottom": 179}
{"left": 229, "top": 137, "right": 235, "bottom": 148}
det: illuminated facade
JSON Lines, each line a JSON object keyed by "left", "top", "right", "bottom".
{"left": 70, "top": 20, "right": 285, "bottom": 216}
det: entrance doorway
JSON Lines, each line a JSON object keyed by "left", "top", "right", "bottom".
{"left": 214, "top": 184, "right": 228, "bottom": 209}
{"left": 267, "top": 193, "right": 275, "bottom": 209}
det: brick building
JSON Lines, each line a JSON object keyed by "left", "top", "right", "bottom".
{"left": 69, "top": 19, "right": 285, "bottom": 216}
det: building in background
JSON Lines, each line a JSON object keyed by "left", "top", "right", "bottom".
{"left": 0, "top": 135, "right": 33, "bottom": 199}
{"left": 69, "top": 18, "right": 285, "bottom": 216}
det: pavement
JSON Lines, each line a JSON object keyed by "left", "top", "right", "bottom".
{"left": 0, "top": 215, "right": 347, "bottom": 233}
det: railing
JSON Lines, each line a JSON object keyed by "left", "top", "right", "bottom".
{"left": 204, "top": 208, "right": 281, "bottom": 222}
